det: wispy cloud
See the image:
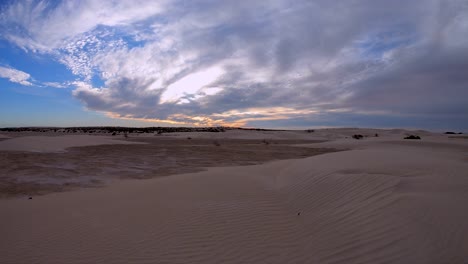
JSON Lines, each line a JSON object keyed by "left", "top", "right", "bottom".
{"left": 1, "top": 0, "right": 468, "bottom": 129}
{"left": 42, "top": 82, "right": 67, "bottom": 89}
{"left": 0, "top": 66, "right": 33, "bottom": 86}
{"left": 0, "top": 65, "right": 70, "bottom": 88}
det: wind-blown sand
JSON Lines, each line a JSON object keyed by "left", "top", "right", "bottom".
{"left": 0, "top": 129, "right": 467, "bottom": 263}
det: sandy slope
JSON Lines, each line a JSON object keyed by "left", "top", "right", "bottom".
{"left": 0, "top": 135, "right": 143, "bottom": 152}
{"left": 0, "top": 137, "right": 331, "bottom": 197}
{"left": 0, "top": 129, "right": 467, "bottom": 263}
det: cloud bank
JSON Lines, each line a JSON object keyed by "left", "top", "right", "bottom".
{"left": 1, "top": 0, "right": 467, "bottom": 129}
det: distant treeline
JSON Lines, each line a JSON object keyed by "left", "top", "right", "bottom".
{"left": 0, "top": 126, "right": 226, "bottom": 133}
{"left": 0, "top": 126, "right": 286, "bottom": 134}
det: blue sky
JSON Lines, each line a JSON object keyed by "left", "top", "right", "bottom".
{"left": 0, "top": 0, "right": 467, "bottom": 130}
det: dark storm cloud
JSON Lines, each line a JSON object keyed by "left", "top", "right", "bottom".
{"left": 343, "top": 44, "right": 468, "bottom": 117}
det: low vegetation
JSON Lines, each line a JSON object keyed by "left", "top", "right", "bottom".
{"left": 404, "top": 135, "right": 421, "bottom": 140}
{"left": 445, "top": 131, "right": 463, "bottom": 135}
{"left": 352, "top": 134, "right": 364, "bottom": 140}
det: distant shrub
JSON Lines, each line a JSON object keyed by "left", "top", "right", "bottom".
{"left": 187, "top": 137, "right": 192, "bottom": 140}
{"left": 375, "top": 133, "right": 379, "bottom": 137}
{"left": 112, "top": 132, "right": 116, "bottom": 136}
{"left": 352, "top": 134, "right": 364, "bottom": 140}
{"left": 306, "top": 129, "right": 315, "bottom": 133}
{"left": 404, "top": 135, "right": 421, "bottom": 140}
{"left": 445, "top": 132, "right": 456, "bottom": 134}
{"left": 213, "top": 140, "right": 221, "bottom": 146}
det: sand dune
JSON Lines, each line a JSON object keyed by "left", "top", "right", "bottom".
{"left": 0, "top": 137, "right": 332, "bottom": 197}
{"left": 0, "top": 129, "right": 467, "bottom": 263}
{"left": 0, "top": 135, "right": 143, "bottom": 152}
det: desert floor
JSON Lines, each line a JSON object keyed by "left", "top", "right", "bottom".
{"left": 0, "top": 128, "right": 467, "bottom": 263}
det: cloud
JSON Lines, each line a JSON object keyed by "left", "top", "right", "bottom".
{"left": 1, "top": 0, "right": 468, "bottom": 129}
{"left": 0, "top": 65, "right": 72, "bottom": 89}
{"left": 161, "top": 66, "right": 224, "bottom": 104}
{"left": 42, "top": 82, "right": 67, "bottom": 89}
{"left": 343, "top": 45, "right": 468, "bottom": 117}
{"left": 0, "top": 65, "right": 72, "bottom": 88}
{"left": 0, "top": 0, "right": 167, "bottom": 52}
{"left": 0, "top": 66, "right": 33, "bottom": 86}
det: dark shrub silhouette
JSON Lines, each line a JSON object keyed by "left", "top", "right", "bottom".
{"left": 404, "top": 135, "right": 421, "bottom": 139}
{"left": 352, "top": 134, "right": 364, "bottom": 140}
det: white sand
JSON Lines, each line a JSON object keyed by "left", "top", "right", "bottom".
{"left": 0, "top": 129, "right": 467, "bottom": 263}
{"left": 164, "top": 129, "right": 326, "bottom": 140}
{"left": 0, "top": 135, "right": 144, "bottom": 152}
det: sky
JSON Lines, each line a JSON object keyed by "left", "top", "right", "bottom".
{"left": 0, "top": 0, "right": 467, "bottom": 130}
